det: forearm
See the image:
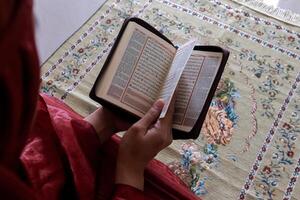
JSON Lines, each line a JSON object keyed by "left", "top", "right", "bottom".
{"left": 84, "top": 107, "right": 115, "bottom": 144}
{"left": 115, "top": 161, "right": 144, "bottom": 191}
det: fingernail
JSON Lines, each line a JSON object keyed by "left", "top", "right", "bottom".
{"left": 154, "top": 99, "right": 164, "bottom": 110}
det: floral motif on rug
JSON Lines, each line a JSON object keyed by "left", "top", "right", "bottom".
{"left": 168, "top": 78, "right": 239, "bottom": 196}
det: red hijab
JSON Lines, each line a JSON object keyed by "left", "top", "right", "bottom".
{"left": 0, "top": 0, "right": 40, "bottom": 198}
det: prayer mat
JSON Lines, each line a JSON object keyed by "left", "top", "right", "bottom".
{"left": 41, "top": 0, "right": 300, "bottom": 199}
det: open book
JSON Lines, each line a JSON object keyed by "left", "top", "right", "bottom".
{"left": 90, "top": 18, "right": 229, "bottom": 139}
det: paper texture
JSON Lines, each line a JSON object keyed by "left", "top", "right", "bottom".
{"left": 173, "top": 51, "right": 222, "bottom": 131}
{"left": 159, "top": 39, "right": 197, "bottom": 118}
{"left": 108, "top": 28, "right": 174, "bottom": 113}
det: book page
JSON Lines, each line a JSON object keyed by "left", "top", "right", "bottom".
{"left": 95, "top": 21, "right": 176, "bottom": 117}
{"left": 158, "top": 39, "right": 197, "bottom": 118}
{"left": 173, "top": 51, "right": 223, "bottom": 132}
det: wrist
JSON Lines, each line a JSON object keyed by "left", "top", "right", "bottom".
{"left": 115, "top": 160, "right": 145, "bottom": 191}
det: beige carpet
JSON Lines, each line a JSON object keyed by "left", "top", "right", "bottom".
{"left": 41, "top": 0, "right": 300, "bottom": 199}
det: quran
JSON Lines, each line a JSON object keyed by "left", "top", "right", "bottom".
{"left": 90, "top": 17, "right": 229, "bottom": 139}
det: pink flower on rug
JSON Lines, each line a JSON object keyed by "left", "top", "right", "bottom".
{"left": 226, "top": 12, "right": 234, "bottom": 17}
{"left": 287, "top": 151, "right": 294, "bottom": 158}
{"left": 283, "top": 122, "right": 292, "bottom": 130}
{"left": 288, "top": 36, "right": 295, "bottom": 42}
{"left": 101, "top": 37, "right": 108, "bottom": 43}
{"left": 256, "top": 31, "right": 264, "bottom": 36}
{"left": 167, "top": 161, "right": 191, "bottom": 185}
{"left": 199, "top": 7, "right": 206, "bottom": 12}
{"left": 46, "top": 80, "right": 53, "bottom": 85}
{"left": 78, "top": 48, "right": 84, "bottom": 53}
{"left": 234, "top": 15, "right": 242, "bottom": 20}
{"left": 202, "top": 107, "right": 234, "bottom": 145}
{"left": 262, "top": 166, "right": 272, "bottom": 174}
{"left": 72, "top": 69, "right": 80, "bottom": 75}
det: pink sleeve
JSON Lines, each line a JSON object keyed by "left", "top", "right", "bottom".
{"left": 21, "top": 94, "right": 102, "bottom": 200}
{"left": 20, "top": 94, "right": 198, "bottom": 200}
{"left": 113, "top": 184, "right": 149, "bottom": 200}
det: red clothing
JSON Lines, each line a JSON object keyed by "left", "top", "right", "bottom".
{"left": 0, "top": 0, "right": 199, "bottom": 199}
{"left": 20, "top": 94, "right": 198, "bottom": 200}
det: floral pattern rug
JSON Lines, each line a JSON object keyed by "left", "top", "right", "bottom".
{"left": 40, "top": 0, "right": 300, "bottom": 199}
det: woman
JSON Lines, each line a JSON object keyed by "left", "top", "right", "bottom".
{"left": 0, "top": 0, "right": 198, "bottom": 199}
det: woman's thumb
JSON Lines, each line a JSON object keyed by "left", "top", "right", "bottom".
{"left": 136, "top": 99, "right": 164, "bottom": 128}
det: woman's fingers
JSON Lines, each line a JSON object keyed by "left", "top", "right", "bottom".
{"left": 144, "top": 97, "right": 175, "bottom": 148}
{"left": 116, "top": 98, "right": 175, "bottom": 190}
{"left": 134, "top": 99, "right": 164, "bottom": 131}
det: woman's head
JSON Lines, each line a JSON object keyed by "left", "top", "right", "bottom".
{"left": 0, "top": 0, "right": 15, "bottom": 33}
{"left": 0, "top": 0, "right": 40, "bottom": 170}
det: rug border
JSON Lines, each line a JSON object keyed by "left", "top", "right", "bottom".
{"left": 230, "top": 0, "right": 300, "bottom": 27}
{"left": 40, "top": 0, "right": 110, "bottom": 66}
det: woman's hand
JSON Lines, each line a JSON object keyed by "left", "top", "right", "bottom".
{"left": 84, "top": 107, "right": 131, "bottom": 144}
{"left": 115, "top": 99, "right": 174, "bottom": 190}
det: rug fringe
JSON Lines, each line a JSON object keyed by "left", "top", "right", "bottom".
{"left": 231, "top": 0, "right": 300, "bottom": 27}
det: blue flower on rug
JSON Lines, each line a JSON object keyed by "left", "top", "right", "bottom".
{"left": 168, "top": 78, "right": 239, "bottom": 196}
